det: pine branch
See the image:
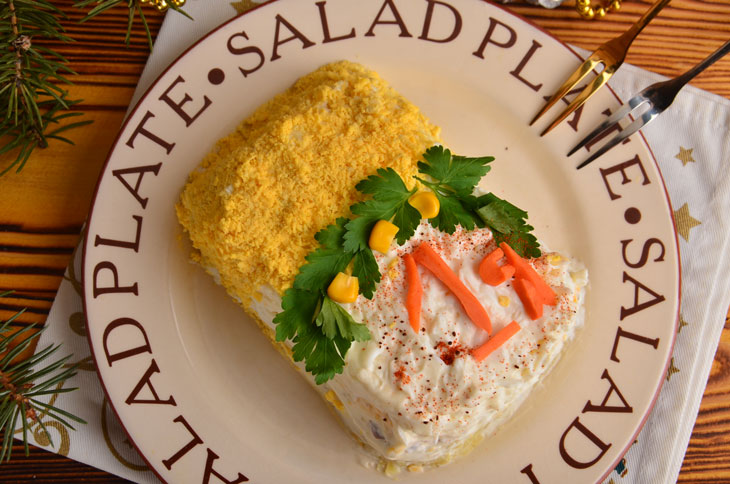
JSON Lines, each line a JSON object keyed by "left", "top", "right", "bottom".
{"left": 0, "top": 291, "right": 85, "bottom": 462}
{"left": 0, "top": 0, "right": 91, "bottom": 176}
{"left": 75, "top": 0, "right": 192, "bottom": 51}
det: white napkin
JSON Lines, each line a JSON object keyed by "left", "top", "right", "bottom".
{"left": 15, "top": 2, "right": 730, "bottom": 483}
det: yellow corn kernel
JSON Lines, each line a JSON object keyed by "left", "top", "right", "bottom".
{"left": 324, "top": 390, "right": 344, "bottom": 411}
{"left": 547, "top": 254, "right": 562, "bottom": 265}
{"left": 408, "top": 191, "right": 440, "bottom": 219}
{"left": 498, "top": 295, "right": 510, "bottom": 307}
{"left": 327, "top": 272, "right": 359, "bottom": 303}
{"left": 407, "top": 464, "right": 424, "bottom": 473}
{"left": 384, "top": 461, "right": 401, "bottom": 477}
{"left": 369, "top": 220, "right": 399, "bottom": 254}
{"left": 387, "top": 444, "right": 406, "bottom": 456}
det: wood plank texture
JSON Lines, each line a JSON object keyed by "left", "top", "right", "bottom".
{"left": 0, "top": 0, "right": 728, "bottom": 482}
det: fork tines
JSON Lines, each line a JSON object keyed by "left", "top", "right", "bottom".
{"left": 530, "top": 0, "right": 671, "bottom": 136}
{"left": 529, "top": 49, "right": 618, "bottom": 136}
{"left": 570, "top": 37, "right": 730, "bottom": 169}
{"left": 567, "top": 95, "right": 652, "bottom": 169}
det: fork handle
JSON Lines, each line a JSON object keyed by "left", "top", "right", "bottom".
{"left": 675, "top": 39, "right": 730, "bottom": 88}
{"left": 624, "top": 0, "right": 672, "bottom": 41}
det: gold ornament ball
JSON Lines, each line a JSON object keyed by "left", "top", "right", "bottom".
{"left": 595, "top": 6, "right": 606, "bottom": 17}
{"left": 139, "top": 0, "right": 150, "bottom": 3}
{"left": 155, "top": 0, "right": 169, "bottom": 11}
{"left": 611, "top": 0, "right": 621, "bottom": 11}
{"left": 172, "top": 0, "right": 186, "bottom": 6}
{"left": 577, "top": 0, "right": 590, "bottom": 6}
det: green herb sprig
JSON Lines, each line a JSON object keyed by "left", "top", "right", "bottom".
{"left": 0, "top": 0, "right": 92, "bottom": 175}
{"left": 0, "top": 291, "right": 85, "bottom": 461}
{"left": 273, "top": 145, "right": 540, "bottom": 384}
{"left": 75, "top": 0, "right": 192, "bottom": 51}
{"left": 417, "top": 146, "right": 540, "bottom": 258}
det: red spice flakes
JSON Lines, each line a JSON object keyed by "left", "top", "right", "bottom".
{"left": 394, "top": 366, "right": 411, "bottom": 385}
{"left": 436, "top": 341, "right": 466, "bottom": 366}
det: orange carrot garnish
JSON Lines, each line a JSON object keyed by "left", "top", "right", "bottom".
{"left": 512, "top": 278, "right": 543, "bottom": 320}
{"left": 478, "top": 247, "right": 516, "bottom": 286}
{"left": 472, "top": 321, "right": 521, "bottom": 362}
{"left": 403, "top": 253, "right": 423, "bottom": 333}
{"left": 413, "top": 242, "right": 492, "bottom": 334}
{"left": 499, "top": 242, "right": 556, "bottom": 307}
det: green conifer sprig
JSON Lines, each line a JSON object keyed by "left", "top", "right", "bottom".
{"left": 0, "top": 291, "right": 85, "bottom": 461}
{"left": 0, "top": 0, "right": 91, "bottom": 175}
{"left": 75, "top": 0, "right": 192, "bottom": 51}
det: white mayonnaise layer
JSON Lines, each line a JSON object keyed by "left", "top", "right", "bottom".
{"left": 249, "top": 221, "right": 587, "bottom": 468}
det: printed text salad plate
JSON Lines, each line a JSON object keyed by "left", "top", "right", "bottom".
{"left": 83, "top": 0, "right": 680, "bottom": 482}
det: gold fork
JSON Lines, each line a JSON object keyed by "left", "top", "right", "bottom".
{"left": 530, "top": 0, "right": 671, "bottom": 136}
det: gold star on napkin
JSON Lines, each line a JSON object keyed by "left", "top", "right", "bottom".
{"left": 231, "top": 0, "right": 259, "bottom": 14}
{"left": 666, "top": 357, "right": 679, "bottom": 381}
{"left": 674, "top": 203, "right": 701, "bottom": 242}
{"left": 675, "top": 146, "right": 696, "bottom": 166}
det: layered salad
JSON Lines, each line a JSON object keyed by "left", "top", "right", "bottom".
{"left": 176, "top": 60, "right": 587, "bottom": 475}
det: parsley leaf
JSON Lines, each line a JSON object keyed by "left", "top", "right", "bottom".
{"left": 390, "top": 202, "right": 422, "bottom": 245}
{"left": 415, "top": 146, "right": 538, "bottom": 257}
{"left": 344, "top": 168, "right": 420, "bottom": 251}
{"left": 315, "top": 217, "right": 349, "bottom": 249}
{"left": 352, "top": 248, "right": 380, "bottom": 299}
{"left": 291, "top": 322, "right": 350, "bottom": 385}
{"left": 476, "top": 193, "right": 541, "bottom": 258}
{"left": 273, "top": 288, "right": 320, "bottom": 342}
{"left": 355, "top": 167, "right": 411, "bottom": 201}
{"left": 428, "top": 193, "right": 479, "bottom": 233}
{"left": 344, "top": 200, "right": 397, "bottom": 252}
{"left": 415, "top": 146, "right": 494, "bottom": 234}
{"left": 418, "top": 145, "right": 493, "bottom": 196}
{"left": 315, "top": 295, "right": 371, "bottom": 342}
{"left": 293, "top": 248, "right": 352, "bottom": 292}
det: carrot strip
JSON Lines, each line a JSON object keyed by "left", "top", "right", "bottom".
{"left": 478, "top": 247, "right": 516, "bottom": 286}
{"left": 512, "top": 278, "right": 542, "bottom": 320}
{"left": 499, "top": 242, "right": 556, "bottom": 306}
{"left": 413, "top": 242, "right": 492, "bottom": 334}
{"left": 403, "top": 253, "right": 422, "bottom": 333}
{"left": 472, "top": 321, "right": 521, "bottom": 362}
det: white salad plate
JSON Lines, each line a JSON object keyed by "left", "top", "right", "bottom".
{"left": 82, "top": 0, "right": 680, "bottom": 482}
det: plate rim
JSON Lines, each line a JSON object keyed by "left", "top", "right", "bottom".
{"left": 80, "top": 1, "right": 682, "bottom": 482}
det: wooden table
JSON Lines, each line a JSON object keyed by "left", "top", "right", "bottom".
{"left": 0, "top": 0, "right": 728, "bottom": 482}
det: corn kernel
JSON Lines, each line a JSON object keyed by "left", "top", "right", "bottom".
{"left": 408, "top": 191, "right": 440, "bottom": 219}
{"left": 327, "top": 272, "right": 359, "bottom": 303}
{"left": 384, "top": 461, "right": 401, "bottom": 477}
{"left": 570, "top": 269, "right": 588, "bottom": 285}
{"left": 387, "top": 444, "right": 406, "bottom": 456}
{"left": 324, "top": 390, "right": 344, "bottom": 411}
{"left": 547, "top": 254, "right": 562, "bottom": 265}
{"left": 498, "top": 295, "right": 510, "bottom": 307}
{"left": 369, "top": 220, "right": 399, "bottom": 253}
{"left": 407, "top": 464, "right": 424, "bottom": 473}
